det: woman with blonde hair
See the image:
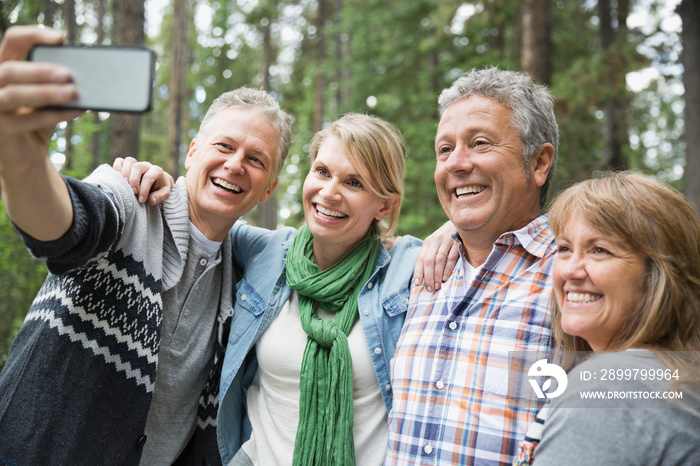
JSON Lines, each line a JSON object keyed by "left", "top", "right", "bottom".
{"left": 515, "top": 171, "right": 700, "bottom": 465}
{"left": 214, "top": 113, "right": 431, "bottom": 466}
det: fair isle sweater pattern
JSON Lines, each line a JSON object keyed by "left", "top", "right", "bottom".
{"left": 0, "top": 167, "right": 230, "bottom": 465}
{"left": 26, "top": 247, "right": 163, "bottom": 391}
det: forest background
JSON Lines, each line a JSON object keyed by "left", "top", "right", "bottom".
{"left": 1, "top": 0, "right": 698, "bottom": 369}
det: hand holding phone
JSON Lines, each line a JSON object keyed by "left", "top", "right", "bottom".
{"left": 28, "top": 44, "right": 156, "bottom": 113}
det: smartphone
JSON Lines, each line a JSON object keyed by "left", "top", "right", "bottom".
{"left": 28, "top": 44, "right": 156, "bottom": 113}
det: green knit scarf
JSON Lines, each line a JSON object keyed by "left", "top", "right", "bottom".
{"left": 286, "top": 223, "right": 381, "bottom": 466}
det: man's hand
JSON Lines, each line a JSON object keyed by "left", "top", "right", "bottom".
{"left": 0, "top": 26, "right": 82, "bottom": 174}
{"left": 0, "top": 26, "right": 83, "bottom": 241}
{"left": 413, "top": 221, "right": 460, "bottom": 292}
{"left": 113, "top": 156, "right": 174, "bottom": 205}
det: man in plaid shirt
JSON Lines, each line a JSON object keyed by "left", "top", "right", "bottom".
{"left": 387, "top": 67, "right": 558, "bottom": 465}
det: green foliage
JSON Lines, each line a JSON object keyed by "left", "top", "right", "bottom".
{"left": 0, "top": 203, "right": 48, "bottom": 370}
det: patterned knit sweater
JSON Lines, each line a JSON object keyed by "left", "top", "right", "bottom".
{"left": 0, "top": 166, "right": 232, "bottom": 465}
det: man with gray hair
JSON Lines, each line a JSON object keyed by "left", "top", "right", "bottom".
{"left": 0, "top": 26, "right": 291, "bottom": 465}
{"left": 388, "top": 66, "right": 558, "bottom": 465}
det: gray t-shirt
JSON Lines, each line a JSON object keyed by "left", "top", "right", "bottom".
{"left": 535, "top": 350, "right": 700, "bottom": 465}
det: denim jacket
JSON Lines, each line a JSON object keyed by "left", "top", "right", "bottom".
{"left": 216, "top": 222, "right": 422, "bottom": 464}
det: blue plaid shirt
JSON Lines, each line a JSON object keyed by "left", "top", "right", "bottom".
{"left": 387, "top": 215, "right": 556, "bottom": 465}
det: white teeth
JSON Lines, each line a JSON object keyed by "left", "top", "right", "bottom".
{"left": 567, "top": 292, "right": 601, "bottom": 303}
{"left": 456, "top": 185, "right": 486, "bottom": 196}
{"left": 316, "top": 204, "right": 347, "bottom": 219}
{"left": 213, "top": 178, "right": 242, "bottom": 193}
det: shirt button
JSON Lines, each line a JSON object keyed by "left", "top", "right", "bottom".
{"left": 184, "top": 309, "right": 190, "bottom": 317}
{"left": 136, "top": 434, "right": 147, "bottom": 448}
{"left": 367, "top": 282, "right": 374, "bottom": 289}
{"left": 374, "top": 347, "right": 382, "bottom": 355}
{"left": 448, "top": 321, "right": 457, "bottom": 330}
{"left": 363, "top": 308, "right": 370, "bottom": 316}
{"left": 199, "top": 258, "right": 207, "bottom": 267}
{"left": 385, "top": 383, "right": 392, "bottom": 392}
{"left": 424, "top": 444, "right": 433, "bottom": 455}
{"left": 436, "top": 380, "right": 444, "bottom": 389}
{"left": 241, "top": 294, "right": 247, "bottom": 301}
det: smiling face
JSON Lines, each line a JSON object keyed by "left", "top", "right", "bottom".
{"left": 185, "top": 106, "right": 280, "bottom": 241}
{"left": 434, "top": 95, "right": 553, "bottom": 263}
{"left": 303, "top": 134, "right": 396, "bottom": 270}
{"left": 553, "top": 216, "right": 648, "bottom": 351}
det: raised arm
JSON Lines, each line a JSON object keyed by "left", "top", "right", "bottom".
{"left": 0, "top": 26, "right": 83, "bottom": 241}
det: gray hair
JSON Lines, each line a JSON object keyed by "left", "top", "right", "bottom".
{"left": 438, "top": 66, "right": 559, "bottom": 207}
{"left": 197, "top": 87, "right": 293, "bottom": 178}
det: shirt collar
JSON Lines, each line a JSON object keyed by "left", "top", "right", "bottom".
{"left": 451, "top": 213, "right": 555, "bottom": 261}
{"left": 498, "top": 213, "right": 554, "bottom": 259}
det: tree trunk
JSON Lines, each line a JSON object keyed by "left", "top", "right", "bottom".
{"left": 109, "top": 0, "right": 145, "bottom": 163}
{"left": 167, "top": 0, "right": 188, "bottom": 179}
{"left": 333, "top": 0, "right": 351, "bottom": 108}
{"left": 62, "top": 0, "right": 77, "bottom": 171}
{"left": 679, "top": 0, "right": 700, "bottom": 214}
{"left": 91, "top": 0, "right": 107, "bottom": 171}
{"left": 0, "top": 3, "right": 8, "bottom": 35}
{"left": 43, "top": 0, "right": 58, "bottom": 27}
{"left": 313, "top": 0, "right": 328, "bottom": 133}
{"left": 598, "top": 0, "right": 627, "bottom": 171}
{"left": 257, "top": 0, "right": 278, "bottom": 230}
{"left": 521, "top": 0, "right": 552, "bottom": 85}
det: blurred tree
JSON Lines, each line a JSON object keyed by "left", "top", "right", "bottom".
{"left": 522, "top": 0, "right": 552, "bottom": 85}
{"left": 90, "top": 0, "right": 107, "bottom": 171}
{"left": 253, "top": 0, "right": 281, "bottom": 230}
{"left": 598, "top": 0, "right": 630, "bottom": 171}
{"left": 62, "top": 0, "right": 77, "bottom": 171}
{"left": 0, "top": 203, "right": 48, "bottom": 370}
{"left": 167, "top": 0, "right": 190, "bottom": 179}
{"left": 679, "top": 0, "right": 700, "bottom": 214}
{"left": 108, "top": 0, "right": 145, "bottom": 162}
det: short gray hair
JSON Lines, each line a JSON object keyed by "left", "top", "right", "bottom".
{"left": 438, "top": 66, "right": 559, "bottom": 207}
{"left": 197, "top": 87, "right": 293, "bottom": 178}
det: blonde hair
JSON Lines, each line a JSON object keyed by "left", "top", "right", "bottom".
{"left": 308, "top": 113, "right": 406, "bottom": 238}
{"left": 549, "top": 171, "right": 700, "bottom": 376}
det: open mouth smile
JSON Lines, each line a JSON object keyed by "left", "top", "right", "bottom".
{"left": 314, "top": 203, "right": 348, "bottom": 220}
{"left": 455, "top": 185, "right": 486, "bottom": 198}
{"left": 212, "top": 177, "right": 242, "bottom": 193}
{"left": 566, "top": 292, "right": 602, "bottom": 304}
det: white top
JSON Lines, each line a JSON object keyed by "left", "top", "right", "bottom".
{"left": 241, "top": 291, "right": 388, "bottom": 465}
